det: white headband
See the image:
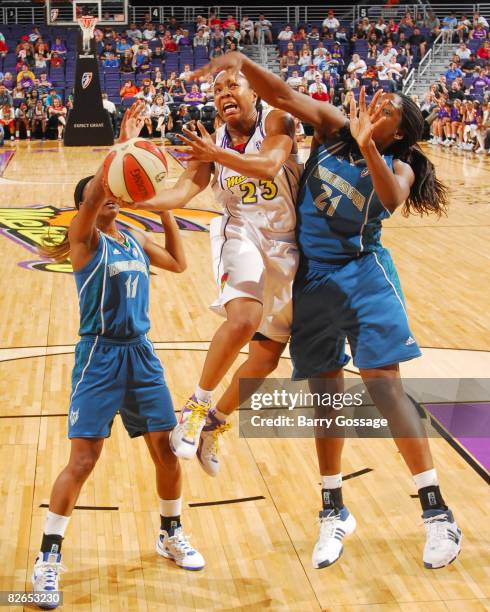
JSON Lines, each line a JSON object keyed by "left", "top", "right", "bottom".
{"left": 213, "top": 70, "right": 247, "bottom": 85}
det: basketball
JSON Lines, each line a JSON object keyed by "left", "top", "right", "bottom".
{"left": 103, "top": 137, "right": 168, "bottom": 203}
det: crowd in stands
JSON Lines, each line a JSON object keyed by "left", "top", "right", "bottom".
{"left": 415, "top": 13, "right": 490, "bottom": 153}
{"left": 0, "top": 8, "right": 488, "bottom": 152}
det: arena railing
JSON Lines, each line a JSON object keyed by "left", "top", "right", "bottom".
{"left": 403, "top": 31, "right": 444, "bottom": 96}
{"left": 1, "top": 3, "right": 490, "bottom": 26}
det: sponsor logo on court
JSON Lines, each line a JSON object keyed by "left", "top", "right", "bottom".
{"left": 81, "top": 72, "right": 93, "bottom": 89}
{"left": 0, "top": 205, "right": 222, "bottom": 273}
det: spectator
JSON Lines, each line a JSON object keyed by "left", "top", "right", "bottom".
{"left": 31, "top": 100, "right": 47, "bottom": 140}
{"left": 240, "top": 15, "right": 254, "bottom": 44}
{"left": 441, "top": 12, "right": 458, "bottom": 43}
{"left": 208, "top": 12, "right": 221, "bottom": 29}
{"left": 150, "top": 93, "right": 172, "bottom": 140}
{"left": 50, "top": 52, "right": 63, "bottom": 68}
{"left": 470, "top": 23, "right": 488, "bottom": 41}
{"left": 348, "top": 53, "right": 367, "bottom": 76}
{"left": 0, "top": 30, "right": 8, "bottom": 57}
{"left": 322, "top": 10, "right": 340, "bottom": 34}
{"left": 12, "top": 84, "right": 25, "bottom": 100}
{"left": 313, "top": 48, "right": 328, "bottom": 71}
{"left": 132, "top": 46, "right": 150, "bottom": 72}
{"left": 168, "top": 79, "right": 187, "bottom": 102}
{"left": 455, "top": 42, "right": 471, "bottom": 61}
{"left": 224, "top": 25, "right": 241, "bottom": 50}
{"left": 199, "top": 74, "right": 214, "bottom": 101}
{"left": 48, "top": 98, "right": 66, "bottom": 139}
{"left": 0, "top": 84, "right": 13, "bottom": 107}
{"left": 184, "top": 84, "right": 205, "bottom": 107}
{"left": 222, "top": 15, "right": 238, "bottom": 30}
{"left": 303, "top": 65, "right": 320, "bottom": 82}
{"left": 448, "top": 81, "right": 465, "bottom": 101}
{"left": 176, "top": 29, "right": 191, "bottom": 47}
{"left": 456, "top": 15, "right": 472, "bottom": 43}
{"left": 286, "top": 70, "right": 304, "bottom": 90}
{"left": 278, "top": 25, "right": 294, "bottom": 42}
{"left": 308, "top": 74, "right": 330, "bottom": 102}
{"left": 45, "top": 88, "right": 61, "bottom": 107}
{"left": 37, "top": 73, "right": 52, "bottom": 94}
{"left": 409, "top": 27, "right": 428, "bottom": 59}
{"left": 165, "top": 71, "right": 178, "bottom": 89}
{"left": 445, "top": 62, "right": 464, "bottom": 81}
{"left": 116, "top": 35, "right": 131, "bottom": 54}
{"left": 101, "top": 92, "right": 117, "bottom": 133}
{"left": 51, "top": 37, "right": 67, "bottom": 57}
{"left": 166, "top": 103, "right": 190, "bottom": 144}
{"left": 2, "top": 72, "right": 14, "bottom": 90}
{"left": 308, "top": 26, "right": 320, "bottom": 41}
{"left": 119, "top": 80, "right": 138, "bottom": 99}
{"left": 15, "top": 101, "right": 31, "bottom": 139}
{"left": 119, "top": 49, "right": 134, "bottom": 73}
{"left": 424, "top": 11, "right": 441, "bottom": 38}
{"left": 280, "top": 49, "right": 299, "bottom": 76}
{"left": 366, "top": 78, "right": 380, "bottom": 97}
{"left": 344, "top": 71, "right": 360, "bottom": 93}
{"left": 126, "top": 23, "right": 142, "bottom": 42}
{"left": 143, "top": 23, "right": 156, "bottom": 41}
{"left": 17, "top": 66, "right": 35, "bottom": 90}
{"left": 103, "top": 52, "right": 119, "bottom": 69}
{"left": 209, "top": 29, "right": 225, "bottom": 51}
{"left": 179, "top": 64, "right": 193, "bottom": 81}
{"left": 255, "top": 14, "right": 273, "bottom": 44}
{"left": 136, "top": 85, "right": 153, "bottom": 104}
{"left": 193, "top": 30, "right": 208, "bottom": 48}
{"left": 162, "top": 32, "right": 177, "bottom": 53}
{"left": 0, "top": 104, "right": 15, "bottom": 140}
{"left": 294, "top": 27, "right": 307, "bottom": 43}
{"left": 374, "top": 16, "right": 387, "bottom": 39}
{"left": 462, "top": 54, "right": 478, "bottom": 75}
{"left": 298, "top": 49, "right": 312, "bottom": 71}
{"left": 477, "top": 41, "right": 490, "bottom": 61}
{"left": 473, "top": 13, "right": 489, "bottom": 29}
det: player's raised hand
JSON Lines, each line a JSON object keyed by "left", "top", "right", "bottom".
{"left": 189, "top": 52, "right": 244, "bottom": 81}
{"left": 179, "top": 121, "right": 217, "bottom": 162}
{"left": 349, "top": 87, "right": 388, "bottom": 149}
{"left": 118, "top": 100, "right": 145, "bottom": 143}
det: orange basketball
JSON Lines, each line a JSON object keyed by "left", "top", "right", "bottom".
{"left": 103, "top": 138, "right": 168, "bottom": 203}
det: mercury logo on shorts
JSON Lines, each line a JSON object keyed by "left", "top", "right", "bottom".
{"left": 221, "top": 272, "right": 229, "bottom": 291}
{"left": 81, "top": 72, "right": 93, "bottom": 89}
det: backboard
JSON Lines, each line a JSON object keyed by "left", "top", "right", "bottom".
{"left": 46, "top": 0, "right": 128, "bottom": 26}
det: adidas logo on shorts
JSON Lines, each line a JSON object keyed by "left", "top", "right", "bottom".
{"left": 405, "top": 336, "right": 416, "bottom": 346}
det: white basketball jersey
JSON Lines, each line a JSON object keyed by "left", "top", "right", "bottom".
{"left": 211, "top": 108, "right": 303, "bottom": 234}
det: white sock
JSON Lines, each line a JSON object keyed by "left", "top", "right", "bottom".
{"left": 195, "top": 385, "right": 212, "bottom": 403}
{"left": 321, "top": 473, "right": 342, "bottom": 489}
{"left": 44, "top": 511, "right": 70, "bottom": 537}
{"left": 413, "top": 468, "right": 438, "bottom": 490}
{"left": 160, "top": 497, "right": 182, "bottom": 518}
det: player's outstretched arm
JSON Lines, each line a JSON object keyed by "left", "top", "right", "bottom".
{"left": 179, "top": 113, "right": 294, "bottom": 180}
{"left": 190, "top": 52, "right": 347, "bottom": 138}
{"left": 130, "top": 212, "right": 187, "bottom": 273}
{"left": 135, "top": 161, "right": 212, "bottom": 212}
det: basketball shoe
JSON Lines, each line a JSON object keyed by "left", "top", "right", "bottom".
{"left": 170, "top": 395, "right": 209, "bottom": 459}
{"left": 156, "top": 526, "right": 205, "bottom": 570}
{"left": 32, "top": 552, "right": 65, "bottom": 609}
{"left": 312, "top": 507, "right": 357, "bottom": 569}
{"left": 197, "top": 410, "right": 231, "bottom": 477}
{"left": 422, "top": 508, "right": 462, "bottom": 569}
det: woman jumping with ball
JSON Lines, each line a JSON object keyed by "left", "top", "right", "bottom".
{"left": 189, "top": 53, "right": 462, "bottom": 572}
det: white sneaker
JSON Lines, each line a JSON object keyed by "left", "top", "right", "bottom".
{"left": 156, "top": 527, "right": 205, "bottom": 571}
{"left": 423, "top": 509, "right": 462, "bottom": 569}
{"left": 312, "top": 507, "right": 356, "bottom": 569}
{"left": 443, "top": 138, "right": 451, "bottom": 147}
{"left": 197, "top": 412, "right": 231, "bottom": 477}
{"left": 170, "top": 395, "right": 209, "bottom": 460}
{"left": 32, "top": 552, "right": 65, "bottom": 609}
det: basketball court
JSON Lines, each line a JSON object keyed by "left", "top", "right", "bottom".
{"left": 0, "top": 137, "right": 489, "bottom": 611}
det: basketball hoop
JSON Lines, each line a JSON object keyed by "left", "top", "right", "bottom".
{"left": 77, "top": 15, "right": 98, "bottom": 54}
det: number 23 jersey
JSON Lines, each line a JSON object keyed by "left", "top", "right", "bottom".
{"left": 74, "top": 230, "right": 150, "bottom": 339}
{"left": 211, "top": 107, "right": 303, "bottom": 234}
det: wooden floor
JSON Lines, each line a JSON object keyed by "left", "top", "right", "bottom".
{"left": 0, "top": 140, "right": 489, "bottom": 611}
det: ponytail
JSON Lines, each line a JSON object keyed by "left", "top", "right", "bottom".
{"left": 390, "top": 93, "right": 448, "bottom": 217}
{"left": 38, "top": 227, "right": 71, "bottom": 263}
{"left": 398, "top": 144, "right": 448, "bottom": 216}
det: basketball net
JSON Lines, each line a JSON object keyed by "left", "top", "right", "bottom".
{"left": 77, "top": 16, "right": 98, "bottom": 54}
